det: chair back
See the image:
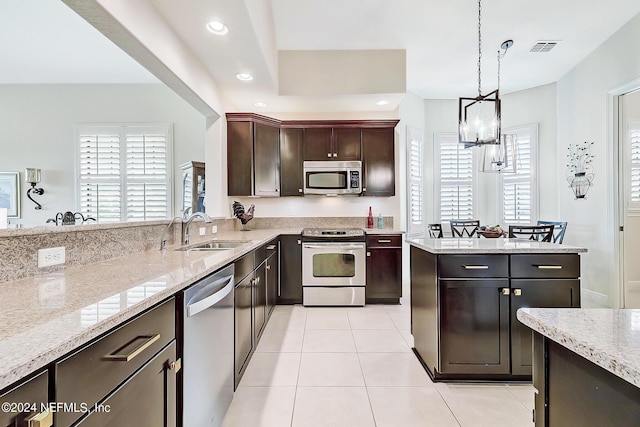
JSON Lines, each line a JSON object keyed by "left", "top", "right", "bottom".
{"left": 450, "top": 220, "right": 480, "bottom": 237}
{"left": 508, "top": 225, "right": 554, "bottom": 242}
{"left": 536, "top": 220, "right": 567, "bottom": 244}
{"left": 428, "top": 224, "right": 443, "bottom": 238}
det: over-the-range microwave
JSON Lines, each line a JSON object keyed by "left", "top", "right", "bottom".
{"left": 303, "top": 161, "right": 362, "bottom": 195}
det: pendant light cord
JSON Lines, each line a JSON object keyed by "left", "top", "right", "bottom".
{"left": 477, "top": 0, "right": 482, "bottom": 97}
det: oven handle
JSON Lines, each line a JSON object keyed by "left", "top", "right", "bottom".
{"left": 303, "top": 243, "right": 365, "bottom": 250}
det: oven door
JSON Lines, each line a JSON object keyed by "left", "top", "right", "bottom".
{"left": 302, "top": 242, "right": 366, "bottom": 287}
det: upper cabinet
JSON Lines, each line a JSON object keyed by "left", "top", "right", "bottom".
{"left": 227, "top": 113, "right": 398, "bottom": 197}
{"left": 303, "top": 127, "right": 361, "bottom": 161}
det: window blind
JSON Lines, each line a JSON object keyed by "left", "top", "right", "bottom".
{"left": 406, "top": 127, "right": 424, "bottom": 236}
{"left": 77, "top": 124, "right": 172, "bottom": 222}
{"left": 436, "top": 133, "right": 475, "bottom": 221}
{"left": 631, "top": 128, "right": 640, "bottom": 203}
{"left": 500, "top": 125, "right": 538, "bottom": 225}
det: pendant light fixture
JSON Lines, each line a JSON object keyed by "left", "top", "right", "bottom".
{"left": 458, "top": 0, "right": 511, "bottom": 148}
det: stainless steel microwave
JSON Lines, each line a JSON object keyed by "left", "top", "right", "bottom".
{"left": 303, "top": 161, "right": 362, "bottom": 195}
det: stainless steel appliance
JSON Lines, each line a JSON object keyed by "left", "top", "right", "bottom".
{"left": 182, "top": 264, "right": 234, "bottom": 427}
{"left": 302, "top": 228, "right": 366, "bottom": 306}
{"left": 303, "top": 161, "right": 362, "bottom": 195}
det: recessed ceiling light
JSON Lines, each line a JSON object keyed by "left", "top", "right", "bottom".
{"left": 254, "top": 102, "right": 267, "bottom": 108}
{"left": 376, "top": 100, "right": 390, "bottom": 106}
{"left": 236, "top": 73, "right": 253, "bottom": 81}
{"left": 206, "top": 20, "right": 228, "bottom": 35}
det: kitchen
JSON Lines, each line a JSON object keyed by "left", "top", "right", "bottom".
{"left": 2, "top": 0, "right": 640, "bottom": 426}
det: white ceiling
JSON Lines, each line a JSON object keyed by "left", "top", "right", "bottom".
{"left": 4, "top": 0, "right": 640, "bottom": 112}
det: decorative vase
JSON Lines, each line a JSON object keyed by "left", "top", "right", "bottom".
{"left": 568, "top": 171, "right": 594, "bottom": 199}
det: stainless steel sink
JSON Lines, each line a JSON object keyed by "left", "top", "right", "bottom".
{"left": 175, "top": 241, "right": 249, "bottom": 251}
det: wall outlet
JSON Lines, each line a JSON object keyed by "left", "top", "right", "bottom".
{"left": 199, "top": 227, "right": 206, "bottom": 236}
{"left": 38, "top": 246, "right": 66, "bottom": 268}
{"left": 211, "top": 225, "right": 218, "bottom": 234}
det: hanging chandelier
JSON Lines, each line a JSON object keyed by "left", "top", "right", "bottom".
{"left": 458, "top": 0, "right": 511, "bottom": 148}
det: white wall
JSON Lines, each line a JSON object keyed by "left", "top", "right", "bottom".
{"left": 423, "top": 84, "right": 558, "bottom": 226}
{"left": 557, "top": 12, "right": 640, "bottom": 308}
{"left": 0, "top": 84, "right": 205, "bottom": 226}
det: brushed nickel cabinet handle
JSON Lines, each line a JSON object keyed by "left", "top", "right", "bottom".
{"left": 535, "top": 265, "right": 563, "bottom": 269}
{"left": 366, "top": 252, "right": 371, "bottom": 257}
{"left": 378, "top": 239, "right": 392, "bottom": 243}
{"left": 463, "top": 265, "right": 489, "bottom": 269}
{"left": 103, "top": 334, "right": 160, "bottom": 362}
{"left": 514, "top": 289, "right": 522, "bottom": 296}
{"left": 297, "top": 240, "right": 301, "bottom": 245}
{"left": 266, "top": 264, "right": 271, "bottom": 271}
{"left": 266, "top": 245, "right": 276, "bottom": 250}
{"left": 327, "top": 153, "right": 332, "bottom": 158}
{"left": 168, "top": 358, "right": 182, "bottom": 373}
{"left": 363, "top": 187, "right": 367, "bottom": 192}
{"left": 298, "top": 189, "right": 303, "bottom": 193}
{"left": 26, "top": 409, "right": 53, "bottom": 427}
{"left": 333, "top": 153, "right": 338, "bottom": 157}
{"left": 501, "top": 288, "right": 510, "bottom": 296}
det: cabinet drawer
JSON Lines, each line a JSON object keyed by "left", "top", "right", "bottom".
{"left": 235, "top": 252, "right": 255, "bottom": 283}
{"left": 55, "top": 298, "right": 175, "bottom": 427}
{"left": 438, "top": 255, "right": 508, "bottom": 278}
{"left": 0, "top": 370, "right": 49, "bottom": 427}
{"left": 510, "top": 254, "right": 580, "bottom": 278}
{"left": 366, "top": 234, "right": 402, "bottom": 248}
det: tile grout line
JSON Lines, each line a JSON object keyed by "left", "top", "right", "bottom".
{"left": 349, "top": 310, "right": 379, "bottom": 427}
{"left": 288, "top": 305, "right": 307, "bottom": 427}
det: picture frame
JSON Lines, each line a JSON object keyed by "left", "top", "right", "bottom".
{"left": 0, "top": 172, "right": 21, "bottom": 218}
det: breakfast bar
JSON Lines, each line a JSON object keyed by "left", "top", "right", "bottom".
{"left": 407, "top": 237, "right": 587, "bottom": 381}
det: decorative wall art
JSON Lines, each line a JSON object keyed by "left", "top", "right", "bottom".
{"left": 566, "top": 141, "right": 595, "bottom": 199}
{"left": 0, "top": 172, "right": 20, "bottom": 218}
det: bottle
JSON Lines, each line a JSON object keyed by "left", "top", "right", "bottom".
{"left": 377, "top": 213, "right": 384, "bottom": 229}
{"left": 367, "top": 207, "right": 374, "bottom": 228}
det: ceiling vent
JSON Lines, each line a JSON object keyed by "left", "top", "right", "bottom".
{"left": 530, "top": 41, "right": 559, "bottom": 53}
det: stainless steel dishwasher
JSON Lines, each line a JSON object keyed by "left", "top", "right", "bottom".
{"left": 182, "top": 264, "right": 234, "bottom": 427}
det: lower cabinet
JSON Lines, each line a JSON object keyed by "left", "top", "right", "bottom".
{"left": 278, "top": 235, "right": 302, "bottom": 304}
{"left": 365, "top": 234, "right": 402, "bottom": 303}
{"left": 234, "top": 265, "right": 254, "bottom": 389}
{"left": 0, "top": 370, "right": 49, "bottom": 427}
{"left": 265, "top": 242, "right": 279, "bottom": 316}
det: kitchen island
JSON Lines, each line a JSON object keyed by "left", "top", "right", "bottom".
{"left": 518, "top": 308, "right": 640, "bottom": 426}
{"left": 408, "top": 237, "right": 587, "bottom": 381}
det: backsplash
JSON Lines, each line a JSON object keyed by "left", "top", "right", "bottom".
{"left": 0, "top": 216, "right": 393, "bottom": 284}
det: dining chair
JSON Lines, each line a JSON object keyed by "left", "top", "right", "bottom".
{"left": 508, "top": 225, "right": 555, "bottom": 242}
{"left": 428, "top": 223, "right": 443, "bottom": 238}
{"left": 450, "top": 220, "right": 480, "bottom": 238}
{"left": 537, "top": 220, "right": 567, "bottom": 244}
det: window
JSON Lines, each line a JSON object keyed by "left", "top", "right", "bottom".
{"left": 434, "top": 133, "right": 476, "bottom": 221}
{"left": 499, "top": 124, "right": 538, "bottom": 225}
{"left": 630, "top": 124, "right": 640, "bottom": 206}
{"left": 77, "top": 124, "right": 173, "bottom": 222}
{"left": 406, "top": 126, "right": 424, "bottom": 236}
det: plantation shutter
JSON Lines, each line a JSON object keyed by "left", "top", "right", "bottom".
{"left": 630, "top": 128, "right": 640, "bottom": 204}
{"left": 77, "top": 124, "right": 172, "bottom": 222}
{"left": 500, "top": 124, "right": 538, "bottom": 225}
{"left": 436, "top": 133, "right": 475, "bottom": 221}
{"left": 407, "top": 127, "right": 424, "bottom": 236}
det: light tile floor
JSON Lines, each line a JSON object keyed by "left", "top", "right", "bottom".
{"left": 222, "top": 303, "right": 535, "bottom": 427}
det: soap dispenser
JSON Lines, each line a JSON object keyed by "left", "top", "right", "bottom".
{"left": 377, "top": 213, "right": 384, "bottom": 229}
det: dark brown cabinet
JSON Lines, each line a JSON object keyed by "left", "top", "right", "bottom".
{"left": 254, "top": 261, "right": 267, "bottom": 343}
{"left": 365, "top": 234, "right": 402, "bottom": 303}
{"left": 278, "top": 234, "right": 303, "bottom": 304}
{"left": 234, "top": 253, "right": 254, "bottom": 388}
{"left": 0, "top": 371, "right": 49, "bottom": 427}
{"left": 362, "top": 128, "right": 395, "bottom": 196}
{"left": 303, "top": 127, "right": 361, "bottom": 161}
{"left": 280, "top": 128, "right": 304, "bottom": 196}
{"left": 410, "top": 249, "right": 581, "bottom": 381}
{"left": 265, "top": 240, "right": 279, "bottom": 316}
{"left": 227, "top": 115, "right": 280, "bottom": 197}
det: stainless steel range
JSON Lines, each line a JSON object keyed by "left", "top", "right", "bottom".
{"left": 301, "top": 227, "right": 366, "bottom": 306}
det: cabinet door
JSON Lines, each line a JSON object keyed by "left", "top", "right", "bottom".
{"left": 227, "top": 121, "right": 254, "bottom": 196}
{"left": 440, "top": 279, "right": 510, "bottom": 374}
{"left": 303, "top": 128, "right": 332, "bottom": 160}
{"left": 366, "top": 244, "right": 402, "bottom": 303}
{"left": 254, "top": 122, "right": 280, "bottom": 196}
{"left": 280, "top": 128, "right": 304, "bottom": 196}
{"left": 278, "top": 235, "right": 302, "bottom": 304}
{"left": 234, "top": 274, "right": 253, "bottom": 387}
{"left": 254, "top": 261, "right": 267, "bottom": 343}
{"left": 333, "top": 128, "right": 361, "bottom": 160}
{"left": 511, "top": 279, "right": 580, "bottom": 376}
{"left": 75, "top": 342, "right": 177, "bottom": 427}
{"left": 266, "top": 251, "right": 278, "bottom": 317}
{"left": 0, "top": 371, "right": 49, "bottom": 427}
{"left": 362, "top": 128, "right": 395, "bottom": 196}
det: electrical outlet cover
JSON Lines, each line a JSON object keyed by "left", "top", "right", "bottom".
{"left": 37, "top": 246, "right": 66, "bottom": 268}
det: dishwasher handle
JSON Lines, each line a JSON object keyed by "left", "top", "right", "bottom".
{"left": 187, "top": 274, "right": 234, "bottom": 317}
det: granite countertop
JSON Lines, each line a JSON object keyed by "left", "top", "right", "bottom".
{"left": 407, "top": 237, "right": 587, "bottom": 254}
{"left": 0, "top": 228, "right": 301, "bottom": 391}
{"left": 517, "top": 308, "right": 640, "bottom": 388}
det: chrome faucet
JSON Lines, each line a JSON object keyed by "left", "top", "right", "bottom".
{"left": 160, "top": 216, "right": 183, "bottom": 250}
{"left": 183, "top": 211, "right": 212, "bottom": 245}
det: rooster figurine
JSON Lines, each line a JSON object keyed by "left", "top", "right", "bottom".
{"left": 232, "top": 201, "right": 255, "bottom": 230}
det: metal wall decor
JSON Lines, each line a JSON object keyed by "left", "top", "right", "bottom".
{"left": 566, "top": 141, "right": 595, "bottom": 199}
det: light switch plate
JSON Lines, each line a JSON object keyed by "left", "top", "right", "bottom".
{"left": 211, "top": 225, "right": 218, "bottom": 234}
{"left": 38, "top": 246, "right": 66, "bottom": 268}
{"left": 199, "top": 227, "right": 206, "bottom": 236}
